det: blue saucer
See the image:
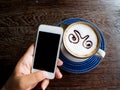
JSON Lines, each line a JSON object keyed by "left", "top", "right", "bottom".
{"left": 57, "top": 18, "right": 106, "bottom": 73}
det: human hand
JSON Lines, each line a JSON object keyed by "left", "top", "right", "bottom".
{"left": 3, "top": 44, "right": 63, "bottom": 90}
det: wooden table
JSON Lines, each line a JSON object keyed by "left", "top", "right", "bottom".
{"left": 0, "top": 0, "right": 120, "bottom": 90}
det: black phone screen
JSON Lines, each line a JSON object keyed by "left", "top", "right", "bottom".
{"left": 33, "top": 31, "right": 60, "bottom": 73}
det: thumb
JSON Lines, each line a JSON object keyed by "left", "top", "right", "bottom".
{"left": 20, "top": 71, "right": 47, "bottom": 90}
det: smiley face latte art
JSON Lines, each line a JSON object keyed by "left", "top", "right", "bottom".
{"left": 63, "top": 22, "right": 99, "bottom": 58}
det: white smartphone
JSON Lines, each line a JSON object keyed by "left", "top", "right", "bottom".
{"left": 32, "top": 24, "right": 63, "bottom": 79}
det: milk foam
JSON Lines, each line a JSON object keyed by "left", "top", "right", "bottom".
{"left": 63, "top": 23, "right": 98, "bottom": 58}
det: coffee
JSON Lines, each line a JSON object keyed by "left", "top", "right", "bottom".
{"left": 63, "top": 22, "right": 100, "bottom": 58}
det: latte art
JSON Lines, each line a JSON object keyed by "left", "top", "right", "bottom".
{"left": 68, "top": 30, "right": 93, "bottom": 49}
{"left": 63, "top": 22, "right": 99, "bottom": 58}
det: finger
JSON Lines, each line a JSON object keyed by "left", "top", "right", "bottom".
{"left": 25, "top": 44, "right": 34, "bottom": 57}
{"left": 41, "top": 79, "right": 49, "bottom": 90}
{"left": 57, "top": 59, "right": 63, "bottom": 66}
{"left": 15, "top": 44, "right": 34, "bottom": 73}
{"left": 16, "top": 44, "right": 34, "bottom": 64}
{"left": 55, "top": 67, "right": 62, "bottom": 79}
{"left": 21, "top": 71, "right": 47, "bottom": 89}
{"left": 29, "top": 71, "right": 47, "bottom": 83}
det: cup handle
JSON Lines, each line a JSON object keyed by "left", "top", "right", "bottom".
{"left": 95, "top": 49, "right": 106, "bottom": 58}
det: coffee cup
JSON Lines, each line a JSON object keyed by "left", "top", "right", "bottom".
{"left": 61, "top": 21, "right": 106, "bottom": 62}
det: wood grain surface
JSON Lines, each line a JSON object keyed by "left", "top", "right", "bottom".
{"left": 0, "top": 0, "right": 120, "bottom": 90}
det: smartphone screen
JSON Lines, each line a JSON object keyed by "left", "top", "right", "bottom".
{"left": 33, "top": 31, "right": 60, "bottom": 73}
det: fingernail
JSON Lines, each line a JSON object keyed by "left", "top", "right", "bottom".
{"left": 42, "top": 85, "right": 46, "bottom": 90}
{"left": 41, "top": 79, "right": 49, "bottom": 90}
{"left": 58, "top": 72, "right": 63, "bottom": 79}
{"left": 60, "top": 73, "right": 63, "bottom": 78}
